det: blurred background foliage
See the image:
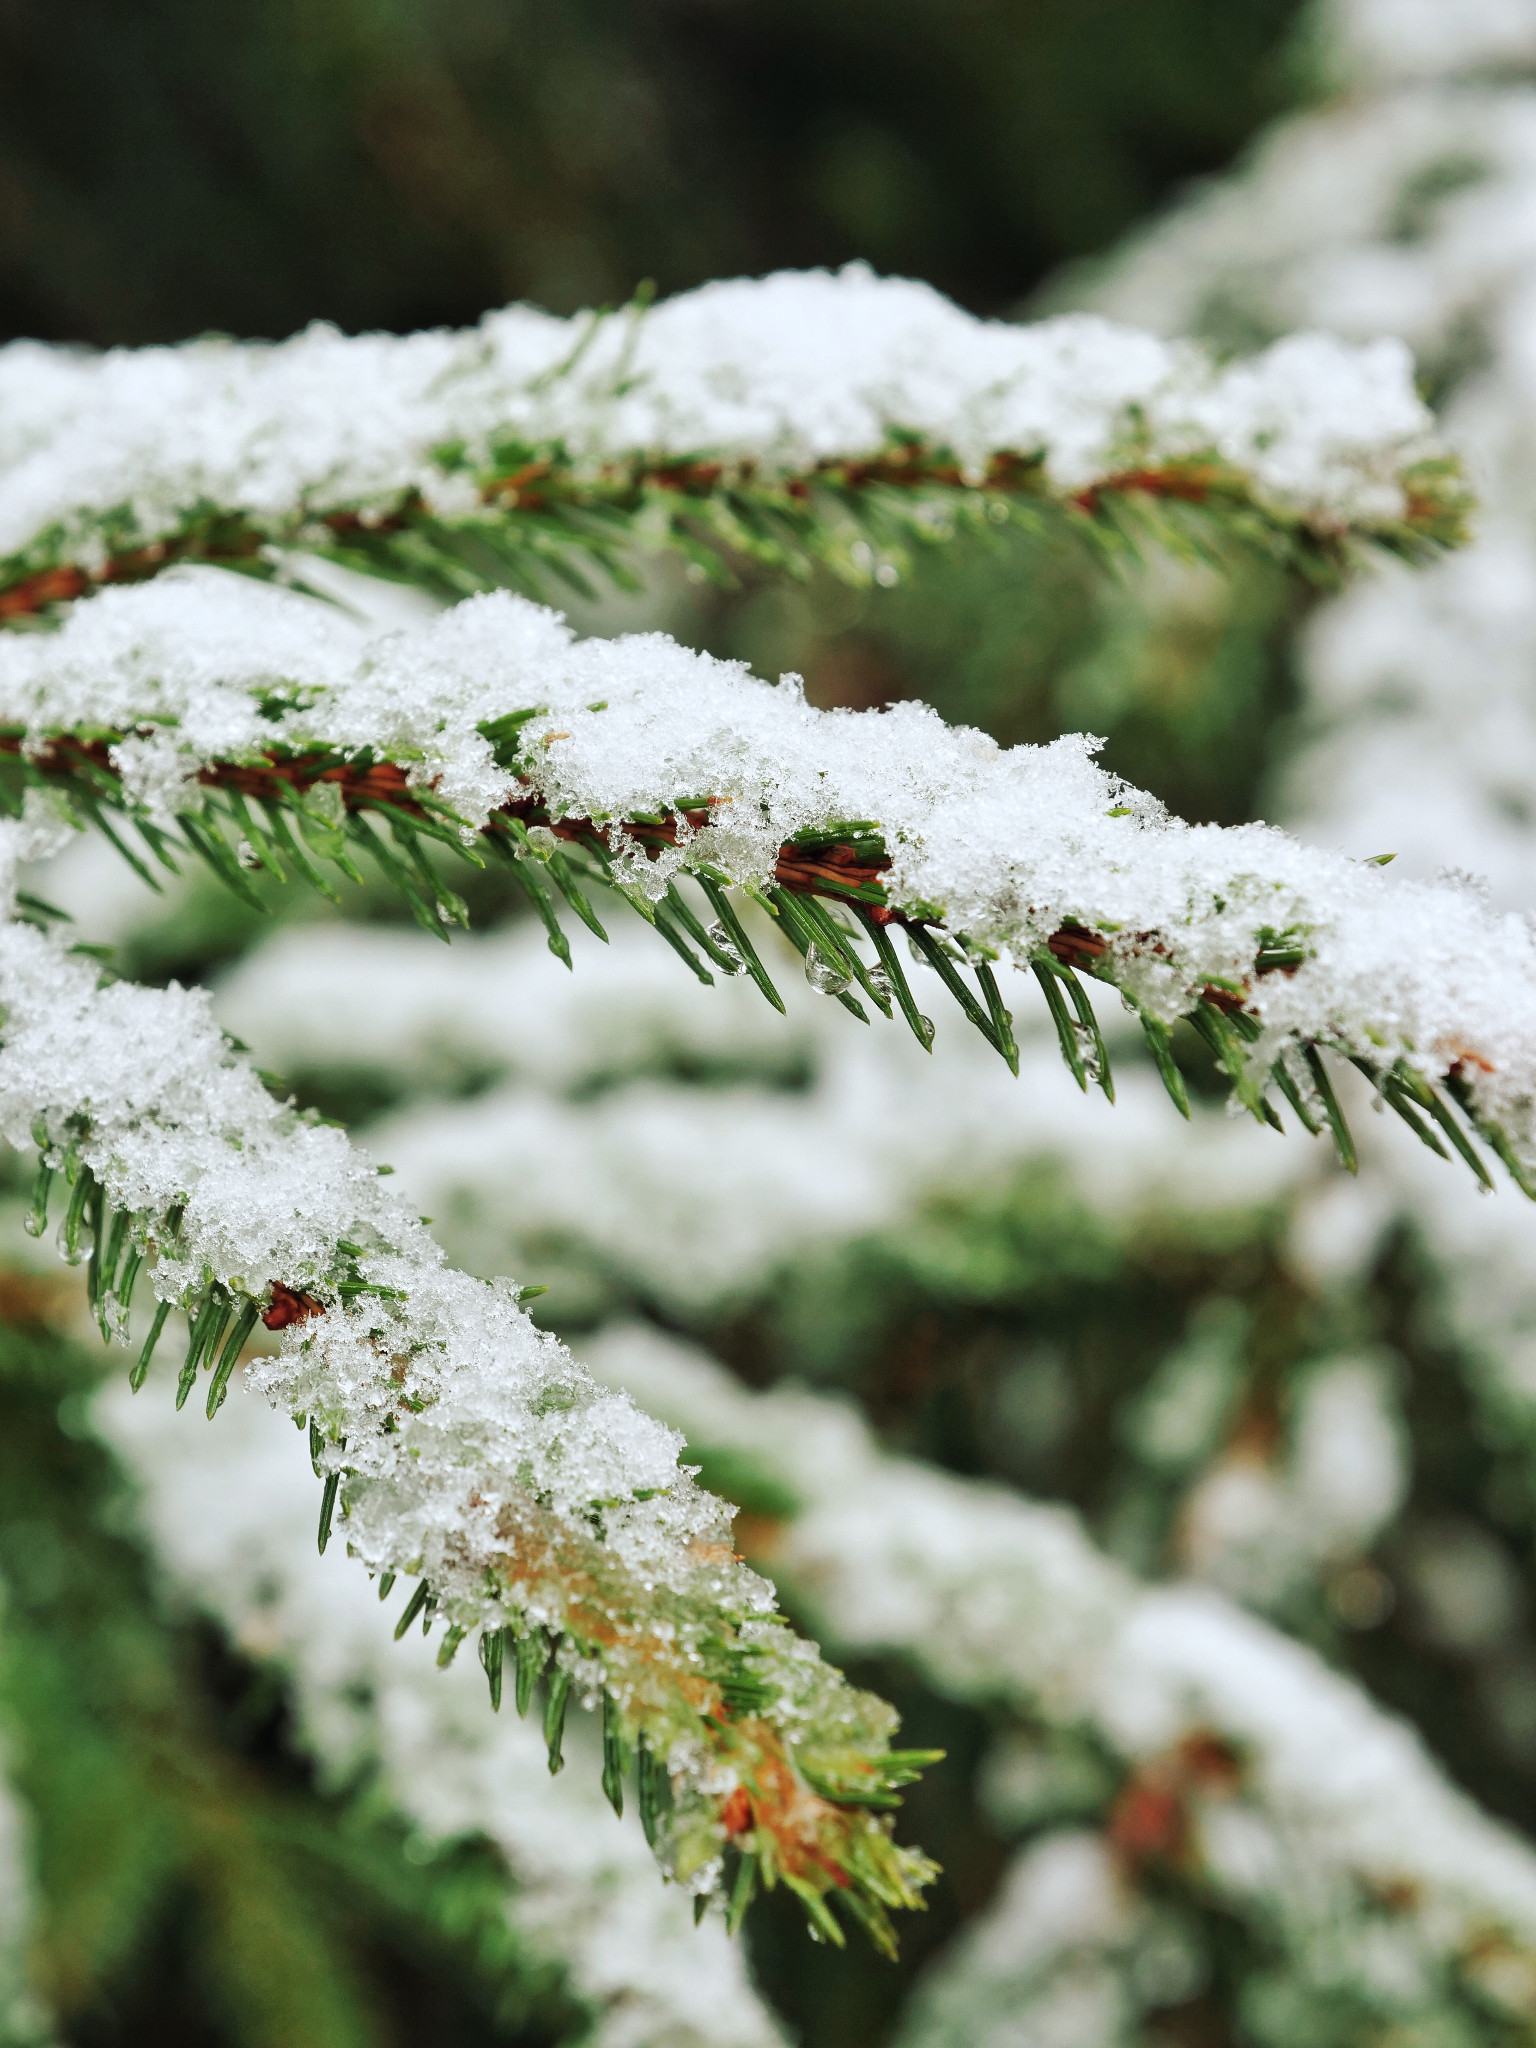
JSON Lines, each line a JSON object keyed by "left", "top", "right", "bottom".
{"left": 0, "top": 0, "right": 1301, "bottom": 347}
{"left": 0, "top": 2, "right": 1400, "bottom": 2043}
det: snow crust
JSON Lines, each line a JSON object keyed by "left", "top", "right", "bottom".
{"left": 0, "top": 266, "right": 1437, "bottom": 575}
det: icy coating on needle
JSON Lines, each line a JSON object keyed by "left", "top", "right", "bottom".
{"left": 0, "top": 264, "right": 1437, "bottom": 579}
{"left": 7, "top": 568, "right": 1536, "bottom": 1171}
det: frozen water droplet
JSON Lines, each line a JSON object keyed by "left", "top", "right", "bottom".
{"left": 56, "top": 1219, "right": 89, "bottom": 1267}
{"left": 1072, "top": 1023, "right": 1103, "bottom": 1083}
{"left": 868, "top": 964, "right": 894, "bottom": 1004}
{"left": 919, "top": 1015, "right": 935, "bottom": 1041}
{"left": 236, "top": 837, "right": 260, "bottom": 870}
{"left": 704, "top": 920, "right": 744, "bottom": 975}
{"left": 304, "top": 780, "right": 347, "bottom": 828}
{"left": 22, "top": 1209, "right": 42, "bottom": 1239}
{"left": 804, "top": 943, "right": 851, "bottom": 996}
{"left": 437, "top": 902, "right": 453, "bottom": 923}
{"left": 907, "top": 935, "right": 931, "bottom": 969}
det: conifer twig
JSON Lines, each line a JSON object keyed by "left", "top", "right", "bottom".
{"left": 0, "top": 269, "right": 1463, "bottom": 620}
{"left": 0, "top": 886, "right": 938, "bottom": 1951}
{"left": 2, "top": 573, "right": 1532, "bottom": 1199}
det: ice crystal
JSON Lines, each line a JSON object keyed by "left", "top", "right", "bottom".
{"left": 802, "top": 943, "right": 851, "bottom": 996}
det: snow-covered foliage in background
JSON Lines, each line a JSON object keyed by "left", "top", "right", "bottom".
{"left": 98, "top": 1372, "right": 784, "bottom": 2048}
{"left": 4, "top": 568, "right": 1534, "bottom": 1188}
{"left": 212, "top": 918, "right": 1306, "bottom": 1319}
{"left": 1309, "top": 0, "right": 1536, "bottom": 85}
{"left": 582, "top": 1324, "right": 1536, "bottom": 2044}
{"left": 1081, "top": 0, "right": 1536, "bottom": 908}
{"left": 1068, "top": 0, "right": 1536, "bottom": 1800}
{"left": 901, "top": 1830, "right": 1198, "bottom": 2048}
{"left": 0, "top": 266, "right": 1447, "bottom": 610}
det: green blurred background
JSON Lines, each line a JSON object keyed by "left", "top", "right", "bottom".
{"left": 0, "top": 0, "right": 1300, "bottom": 347}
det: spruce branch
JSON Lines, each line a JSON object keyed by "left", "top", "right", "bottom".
{"left": 0, "top": 898, "right": 938, "bottom": 1951}
{"left": 0, "top": 269, "right": 1463, "bottom": 621}
{"left": 3, "top": 573, "right": 1534, "bottom": 1198}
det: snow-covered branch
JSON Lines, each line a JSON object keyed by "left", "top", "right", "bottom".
{"left": 5, "top": 569, "right": 1534, "bottom": 1196}
{"left": 0, "top": 828, "right": 937, "bottom": 1948}
{"left": 0, "top": 267, "right": 1460, "bottom": 619}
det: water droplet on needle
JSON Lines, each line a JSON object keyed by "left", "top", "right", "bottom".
{"left": 705, "top": 920, "right": 745, "bottom": 974}
{"left": 804, "top": 943, "right": 851, "bottom": 995}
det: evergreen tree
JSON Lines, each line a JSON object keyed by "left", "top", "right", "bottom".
{"left": 6, "top": 56, "right": 1536, "bottom": 2038}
